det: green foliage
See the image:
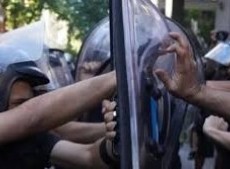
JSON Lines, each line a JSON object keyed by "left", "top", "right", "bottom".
{"left": 45, "top": 0, "right": 109, "bottom": 53}
{"left": 184, "top": 9, "right": 215, "bottom": 45}
{"left": 45, "top": 0, "right": 108, "bottom": 39}
{"left": 2, "top": 0, "right": 46, "bottom": 28}
{"left": 1, "top": 0, "right": 109, "bottom": 53}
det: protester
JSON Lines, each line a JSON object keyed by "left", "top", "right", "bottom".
{"left": 0, "top": 46, "right": 117, "bottom": 169}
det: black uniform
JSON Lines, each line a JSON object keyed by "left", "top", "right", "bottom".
{"left": 0, "top": 133, "right": 59, "bottom": 169}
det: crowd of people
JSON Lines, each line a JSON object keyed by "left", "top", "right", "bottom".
{"left": 0, "top": 7, "right": 230, "bottom": 169}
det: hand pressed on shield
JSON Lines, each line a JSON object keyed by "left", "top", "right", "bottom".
{"left": 102, "top": 100, "right": 117, "bottom": 140}
{"left": 155, "top": 32, "right": 202, "bottom": 101}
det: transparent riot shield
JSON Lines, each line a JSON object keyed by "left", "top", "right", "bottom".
{"left": 0, "top": 21, "right": 45, "bottom": 61}
{"left": 161, "top": 18, "right": 205, "bottom": 169}
{"left": 75, "top": 18, "right": 112, "bottom": 122}
{"left": 76, "top": 17, "right": 111, "bottom": 81}
{"left": 110, "top": 0, "right": 204, "bottom": 169}
{"left": 111, "top": 1, "right": 173, "bottom": 169}
{"left": 0, "top": 21, "right": 45, "bottom": 67}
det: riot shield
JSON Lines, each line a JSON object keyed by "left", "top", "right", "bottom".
{"left": 76, "top": 17, "right": 111, "bottom": 81}
{"left": 111, "top": 1, "right": 172, "bottom": 169}
{"left": 161, "top": 18, "right": 205, "bottom": 169}
{"left": 110, "top": 0, "right": 204, "bottom": 169}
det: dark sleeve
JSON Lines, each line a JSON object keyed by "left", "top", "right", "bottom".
{"left": 36, "top": 133, "right": 61, "bottom": 168}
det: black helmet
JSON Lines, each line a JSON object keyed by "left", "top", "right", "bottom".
{"left": 0, "top": 20, "right": 69, "bottom": 95}
{"left": 0, "top": 45, "right": 49, "bottom": 112}
{"left": 75, "top": 17, "right": 110, "bottom": 81}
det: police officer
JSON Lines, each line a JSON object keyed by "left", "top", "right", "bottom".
{"left": 0, "top": 45, "right": 116, "bottom": 169}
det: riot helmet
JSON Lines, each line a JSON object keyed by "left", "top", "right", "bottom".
{"left": 0, "top": 45, "right": 49, "bottom": 112}
{"left": 0, "top": 20, "right": 75, "bottom": 94}
{"left": 0, "top": 21, "right": 56, "bottom": 100}
{"left": 75, "top": 17, "right": 110, "bottom": 81}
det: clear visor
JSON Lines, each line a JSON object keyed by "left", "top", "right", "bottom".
{"left": 205, "top": 42, "right": 230, "bottom": 66}
{"left": 0, "top": 20, "right": 45, "bottom": 67}
{"left": 0, "top": 20, "right": 61, "bottom": 91}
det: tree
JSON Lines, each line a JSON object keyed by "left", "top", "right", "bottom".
{"left": 2, "top": 0, "right": 46, "bottom": 29}
{"left": 45, "top": 0, "right": 108, "bottom": 52}
{"left": 1, "top": 0, "right": 109, "bottom": 53}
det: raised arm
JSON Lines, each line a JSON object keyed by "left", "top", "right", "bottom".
{"left": 206, "top": 81, "right": 230, "bottom": 92}
{"left": 0, "top": 71, "right": 116, "bottom": 144}
{"left": 155, "top": 32, "right": 230, "bottom": 120}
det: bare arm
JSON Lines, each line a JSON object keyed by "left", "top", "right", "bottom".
{"left": 199, "top": 81, "right": 230, "bottom": 122}
{"left": 204, "top": 128, "right": 230, "bottom": 150}
{"left": 52, "top": 122, "right": 106, "bottom": 144}
{"left": 50, "top": 140, "right": 109, "bottom": 169}
{"left": 207, "top": 81, "right": 230, "bottom": 92}
{"left": 190, "top": 85, "right": 230, "bottom": 120}
{"left": 0, "top": 71, "right": 116, "bottom": 144}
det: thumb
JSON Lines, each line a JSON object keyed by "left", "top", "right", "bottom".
{"left": 155, "top": 69, "right": 172, "bottom": 90}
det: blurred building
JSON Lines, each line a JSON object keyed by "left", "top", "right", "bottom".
{"left": 184, "top": 0, "right": 217, "bottom": 11}
{"left": 153, "top": 0, "right": 217, "bottom": 12}
{"left": 153, "top": 0, "right": 230, "bottom": 32}
{"left": 215, "top": 0, "right": 230, "bottom": 32}
{"left": 41, "top": 10, "right": 69, "bottom": 50}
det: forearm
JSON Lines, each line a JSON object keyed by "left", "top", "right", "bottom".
{"left": 187, "top": 85, "right": 230, "bottom": 120}
{"left": 51, "top": 141, "right": 94, "bottom": 169}
{"left": 205, "top": 128, "right": 230, "bottom": 150}
{"left": 207, "top": 81, "right": 230, "bottom": 92}
{"left": 51, "top": 140, "right": 109, "bottom": 169}
{"left": 53, "top": 122, "right": 106, "bottom": 144}
{"left": 32, "top": 71, "right": 115, "bottom": 128}
{"left": 0, "top": 72, "right": 115, "bottom": 144}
